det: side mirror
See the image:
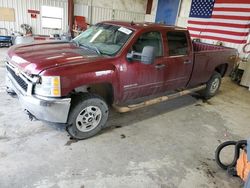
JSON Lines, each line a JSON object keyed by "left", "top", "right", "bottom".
{"left": 126, "top": 46, "right": 156, "bottom": 64}
{"left": 141, "top": 46, "right": 156, "bottom": 65}
{"left": 126, "top": 51, "right": 134, "bottom": 62}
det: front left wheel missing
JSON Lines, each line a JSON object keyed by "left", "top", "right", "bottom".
{"left": 67, "top": 93, "right": 109, "bottom": 140}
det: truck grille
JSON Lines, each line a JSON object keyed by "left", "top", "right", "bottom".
{"left": 6, "top": 66, "right": 28, "bottom": 91}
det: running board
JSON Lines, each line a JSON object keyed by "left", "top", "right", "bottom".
{"left": 113, "top": 85, "right": 206, "bottom": 113}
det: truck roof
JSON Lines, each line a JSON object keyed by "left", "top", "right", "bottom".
{"left": 102, "top": 21, "right": 187, "bottom": 32}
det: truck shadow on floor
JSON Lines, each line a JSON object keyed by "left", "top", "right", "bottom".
{"left": 101, "top": 94, "right": 200, "bottom": 135}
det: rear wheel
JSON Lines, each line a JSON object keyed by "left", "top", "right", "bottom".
{"left": 67, "top": 93, "right": 109, "bottom": 139}
{"left": 201, "top": 72, "right": 222, "bottom": 99}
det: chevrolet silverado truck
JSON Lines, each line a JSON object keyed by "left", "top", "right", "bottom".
{"left": 5, "top": 21, "right": 237, "bottom": 139}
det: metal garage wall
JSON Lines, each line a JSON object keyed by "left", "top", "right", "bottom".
{"left": 74, "top": 3, "right": 88, "bottom": 18}
{"left": 75, "top": 5, "right": 145, "bottom": 24}
{"left": 114, "top": 9, "right": 145, "bottom": 22}
{"left": 90, "top": 7, "right": 145, "bottom": 24}
{"left": 0, "top": 0, "right": 68, "bottom": 35}
{"left": 75, "top": 0, "right": 146, "bottom": 24}
{"left": 91, "top": 6, "right": 113, "bottom": 24}
{"left": 0, "top": 0, "right": 145, "bottom": 35}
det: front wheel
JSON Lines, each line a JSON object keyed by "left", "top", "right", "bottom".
{"left": 201, "top": 72, "right": 222, "bottom": 99}
{"left": 67, "top": 93, "right": 109, "bottom": 139}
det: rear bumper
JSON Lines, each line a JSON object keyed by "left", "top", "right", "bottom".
{"left": 6, "top": 72, "right": 71, "bottom": 123}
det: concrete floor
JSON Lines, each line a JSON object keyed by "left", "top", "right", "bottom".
{"left": 0, "top": 47, "right": 249, "bottom": 188}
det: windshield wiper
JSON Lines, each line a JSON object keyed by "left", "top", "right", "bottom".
{"left": 79, "top": 43, "right": 101, "bottom": 55}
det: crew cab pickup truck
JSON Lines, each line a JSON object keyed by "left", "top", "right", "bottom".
{"left": 5, "top": 21, "right": 237, "bottom": 139}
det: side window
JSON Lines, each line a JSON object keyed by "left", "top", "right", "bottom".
{"left": 132, "top": 31, "right": 163, "bottom": 57}
{"left": 167, "top": 31, "right": 188, "bottom": 56}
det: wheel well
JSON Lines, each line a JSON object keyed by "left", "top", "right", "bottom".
{"left": 72, "top": 83, "right": 114, "bottom": 105}
{"left": 215, "top": 64, "right": 228, "bottom": 77}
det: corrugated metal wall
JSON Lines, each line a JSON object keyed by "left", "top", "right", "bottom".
{"left": 75, "top": 5, "right": 145, "bottom": 25}
{"left": 74, "top": 3, "right": 88, "bottom": 18}
{"left": 114, "top": 9, "right": 145, "bottom": 22}
{"left": 91, "top": 6, "right": 113, "bottom": 24}
{"left": 0, "top": 0, "right": 68, "bottom": 36}
{"left": 0, "top": 0, "right": 146, "bottom": 36}
{"left": 90, "top": 7, "right": 145, "bottom": 24}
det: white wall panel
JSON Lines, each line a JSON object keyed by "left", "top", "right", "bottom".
{"left": 74, "top": 3, "right": 89, "bottom": 18}
{"left": 91, "top": 6, "right": 113, "bottom": 24}
{"left": 176, "top": 0, "right": 191, "bottom": 27}
{"left": 76, "top": 0, "right": 146, "bottom": 13}
{"left": 76, "top": 5, "right": 145, "bottom": 24}
{"left": 114, "top": 10, "right": 145, "bottom": 22}
{"left": 76, "top": 0, "right": 146, "bottom": 24}
{"left": 0, "top": 0, "right": 68, "bottom": 35}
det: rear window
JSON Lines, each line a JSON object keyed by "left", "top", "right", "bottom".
{"left": 167, "top": 31, "right": 188, "bottom": 56}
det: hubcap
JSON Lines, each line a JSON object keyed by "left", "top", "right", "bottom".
{"left": 210, "top": 78, "right": 220, "bottom": 94}
{"left": 76, "top": 106, "right": 102, "bottom": 132}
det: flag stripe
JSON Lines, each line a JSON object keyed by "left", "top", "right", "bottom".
{"left": 188, "top": 24, "right": 249, "bottom": 33}
{"left": 188, "top": 17, "right": 250, "bottom": 25}
{"left": 212, "top": 15, "right": 250, "bottom": 20}
{"left": 190, "top": 34, "right": 247, "bottom": 44}
{"left": 188, "top": 20, "right": 250, "bottom": 28}
{"left": 187, "top": 27, "right": 249, "bottom": 36}
{"left": 213, "top": 11, "right": 250, "bottom": 17}
{"left": 214, "top": 3, "right": 250, "bottom": 8}
{"left": 215, "top": 0, "right": 250, "bottom": 4}
{"left": 189, "top": 31, "right": 247, "bottom": 40}
{"left": 213, "top": 7, "right": 250, "bottom": 12}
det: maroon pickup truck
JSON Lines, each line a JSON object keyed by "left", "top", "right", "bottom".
{"left": 5, "top": 21, "right": 237, "bottom": 139}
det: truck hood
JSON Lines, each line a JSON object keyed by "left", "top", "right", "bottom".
{"left": 7, "top": 41, "right": 102, "bottom": 75}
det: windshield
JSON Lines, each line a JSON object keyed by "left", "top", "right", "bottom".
{"left": 73, "top": 23, "right": 134, "bottom": 56}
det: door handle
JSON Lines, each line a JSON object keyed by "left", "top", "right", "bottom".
{"left": 184, "top": 60, "right": 191, "bottom": 64}
{"left": 155, "top": 64, "right": 166, "bottom": 69}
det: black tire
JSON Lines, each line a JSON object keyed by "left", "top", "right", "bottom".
{"left": 66, "top": 93, "right": 109, "bottom": 140}
{"left": 201, "top": 72, "right": 222, "bottom": 99}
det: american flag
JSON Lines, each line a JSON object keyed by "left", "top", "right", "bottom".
{"left": 187, "top": 0, "right": 250, "bottom": 44}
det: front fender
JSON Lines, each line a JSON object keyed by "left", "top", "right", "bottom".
{"left": 41, "top": 62, "right": 120, "bottom": 101}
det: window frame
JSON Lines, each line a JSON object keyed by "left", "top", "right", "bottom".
{"left": 166, "top": 31, "right": 189, "bottom": 57}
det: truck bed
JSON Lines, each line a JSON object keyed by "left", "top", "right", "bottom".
{"left": 188, "top": 42, "right": 237, "bottom": 87}
{"left": 193, "top": 42, "right": 233, "bottom": 52}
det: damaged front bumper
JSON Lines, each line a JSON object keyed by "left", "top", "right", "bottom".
{"left": 6, "top": 66, "right": 71, "bottom": 123}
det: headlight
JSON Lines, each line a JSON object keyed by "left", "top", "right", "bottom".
{"left": 34, "top": 76, "right": 61, "bottom": 97}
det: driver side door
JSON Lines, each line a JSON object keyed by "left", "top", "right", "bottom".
{"left": 120, "top": 31, "right": 168, "bottom": 102}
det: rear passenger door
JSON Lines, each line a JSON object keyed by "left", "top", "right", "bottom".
{"left": 164, "top": 31, "right": 193, "bottom": 90}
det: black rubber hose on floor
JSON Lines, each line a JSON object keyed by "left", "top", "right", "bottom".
{"left": 215, "top": 141, "right": 237, "bottom": 170}
{"left": 215, "top": 140, "right": 247, "bottom": 170}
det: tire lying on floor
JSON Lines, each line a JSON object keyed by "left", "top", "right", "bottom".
{"left": 67, "top": 93, "right": 109, "bottom": 140}
{"left": 200, "top": 72, "right": 222, "bottom": 99}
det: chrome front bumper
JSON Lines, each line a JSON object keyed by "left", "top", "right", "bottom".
{"left": 6, "top": 69, "right": 71, "bottom": 124}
